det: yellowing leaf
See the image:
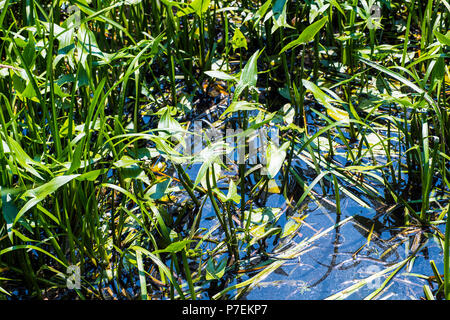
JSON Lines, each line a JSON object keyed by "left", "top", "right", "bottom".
{"left": 327, "top": 106, "right": 349, "bottom": 122}
{"left": 302, "top": 79, "right": 349, "bottom": 123}
{"left": 232, "top": 28, "right": 247, "bottom": 51}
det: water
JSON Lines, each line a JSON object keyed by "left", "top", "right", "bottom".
{"left": 168, "top": 100, "right": 444, "bottom": 300}
{"left": 239, "top": 194, "right": 442, "bottom": 300}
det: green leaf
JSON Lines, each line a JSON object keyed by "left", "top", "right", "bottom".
{"left": 12, "top": 73, "right": 26, "bottom": 94}
{"left": 132, "top": 246, "right": 185, "bottom": 298}
{"left": 76, "top": 23, "right": 110, "bottom": 68}
{"left": 280, "top": 217, "right": 303, "bottom": 238}
{"left": 221, "top": 101, "right": 263, "bottom": 119}
{"left": 243, "top": 207, "right": 283, "bottom": 242}
{"left": 234, "top": 50, "right": 260, "bottom": 100}
{"left": 245, "top": 207, "right": 280, "bottom": 225}
{"left": 200, "top": 162, "right": 221, "bottom": 190}
{"left": 225, "top": 179, "right": 240, "bottom": 203}
{"left": 434, "top": 30, "right": 450, "bottom": 46}
{"left": 57, "top": 14, "right": 76, "bottom": 69}
{"left": 271, "top": 0, "right": 293, "bottom": 33}
{"left": 76, "top": 169, "right": 102, "bottom": 182}
{"left": 206, "top": 257, "right": 227, "bottom": 280}
{"left": 1, "top": 192, "right": 18, "bottom": 242}
{"left": 15, "top": 175, "right": 80, "bottom": 226}
{"left": 176, "top": 0, "right": 211, "bottom": 17}
{"left": 153, "top": 239, "right": 193, "bottom": 254}
{"left": 432, "top": 57, "right": 445, "bottom": 83}
{"left": 194, "top": 154, "right": 218, "bottom": 187}
{"left": 302, "top": 79, "right": 348, "bottom": 122}
{"left": 266, "top": 141, "right": 290, "bottom": 179}
{"left": 148, "top": 178, "right": 172, "bottom": 200}
{"left": 0, "top": 245, "right": 66, "bottom": 267}
{"left": 204, "top": 70, "right": 237, "bottom": 82}
{"left": 76, "top": 67, "right": 89, "bottom": 88}
{"left": 67, "top": 140, "right": 84, "bottom": 174}
{"left": 135, "top": 250, "right": 148, "bottom": 300}
{"left": 22, "top": 176, "right": 80, "bottom": 199}
{"left": 231, "top": 28, "right": 247, "bottom": 51}
{"left": 249, "top": 227, "right": 281, "bottom": 244}
{"left": 359, "top": 57, "right": 438, "bottom": 110}
{"left": 22, "top": 36, "right": 36, "bottom": 68}
{"left": 283, "top": 103, "right": 295, "bottom": 124}
{"left": 271, "top": 0, "right": 286, "bottom": 19}
{"left": 6, "top": 136, "right": 47, "bottom": 180}
{"left": 423, "top": 284, "right": 435, "bottom": 300}
{"left": 251, "top": 0, "right": 272, "bottom": 25}
{"left": 113, "top": 155, "right": 139, "bottom": 168}
{"left": 21, "top": 81, "right": 38, "bottom": 100}
{"left": 158, "top": 108, "right": 184, "bottom": 145}
{"left": 329, "top": 0, "right": 345, "bottom": 16}
{"left": 280, "top": 16, "right": 328, "bottom": 53}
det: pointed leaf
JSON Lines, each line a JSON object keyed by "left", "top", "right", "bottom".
{"left": 280, "top": 16, "right": 328, "bottom": 53}
{"left": 434, "top": 30, "right": 450, "bottom": 46}
{"left": 234, "top": 50, "right": 260, "bottom": 100}
{"left": 231, "top": 28, "right": 248, "bottom": 51}
{"left": 206, "top": 257, "right": 227, "bottom": 280}
{"left": 15, "top": 175, "right": 80, "bottom": 226}
{"left": 204, "top": 70, "right": 237, "bottom": 82}
{"left": 266, "top": 141, "right": 290, "bottom": 179}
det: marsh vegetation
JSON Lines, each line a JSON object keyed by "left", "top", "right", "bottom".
{"left": 0, "top": 0, "right": 449, "bottom": 300}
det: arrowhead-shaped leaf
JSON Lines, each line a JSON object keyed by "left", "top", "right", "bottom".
{"left": 280, "top": 16, "right": 328, "bottom": 53}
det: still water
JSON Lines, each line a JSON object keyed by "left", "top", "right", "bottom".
{"left": 240, "top": 194, "right": 441, "bottom": 300}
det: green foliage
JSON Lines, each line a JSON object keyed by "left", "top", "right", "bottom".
{"left": 0, "top": 0, "right": 448, "bottom": 301}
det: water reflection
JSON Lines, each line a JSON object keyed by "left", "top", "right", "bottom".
{"left": 244, "top": 194, "right": 435, "bottom": 300}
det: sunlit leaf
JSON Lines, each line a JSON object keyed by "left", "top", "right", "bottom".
{"left": 153, "top": 239, "right": 193, "bottom": 254}
{"left": 206, "top": 257, "right": 227, "bottom": 280}
{"left": 204, "top": 70, "right": 237, "bottom": 81}
{"left": 302, "top": 79, "right": 349, "bottom": 122}
{"left": 280, "top": 16, "right": 328, "bottom": 53}
{"left": 15, "top": 175, "right": 81, "bottom": 226}
{"left": 231, "top": 28, "right": 247, "bottom": 51}
{"left": 234, "top": 50, "right": 260, "bottom": 100}
{"left": 434, "top": 30, "right": 450, "bottom": 46}
{"left": 266, "top": 140, "right": 290, "bottom": 179}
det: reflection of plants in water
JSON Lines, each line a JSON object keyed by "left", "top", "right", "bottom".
{"left": 357, "top": 265, "right": 382, "bottom": 290}
{"left": 254, "top": 279, "right": 311, "bottom": 298}
{"left": 307, "top": 213, "right": 343, "bottom": 289}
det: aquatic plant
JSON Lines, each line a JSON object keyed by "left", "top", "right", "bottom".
{"left": 0, "top": 0, "right": 448, "bottom": 300}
